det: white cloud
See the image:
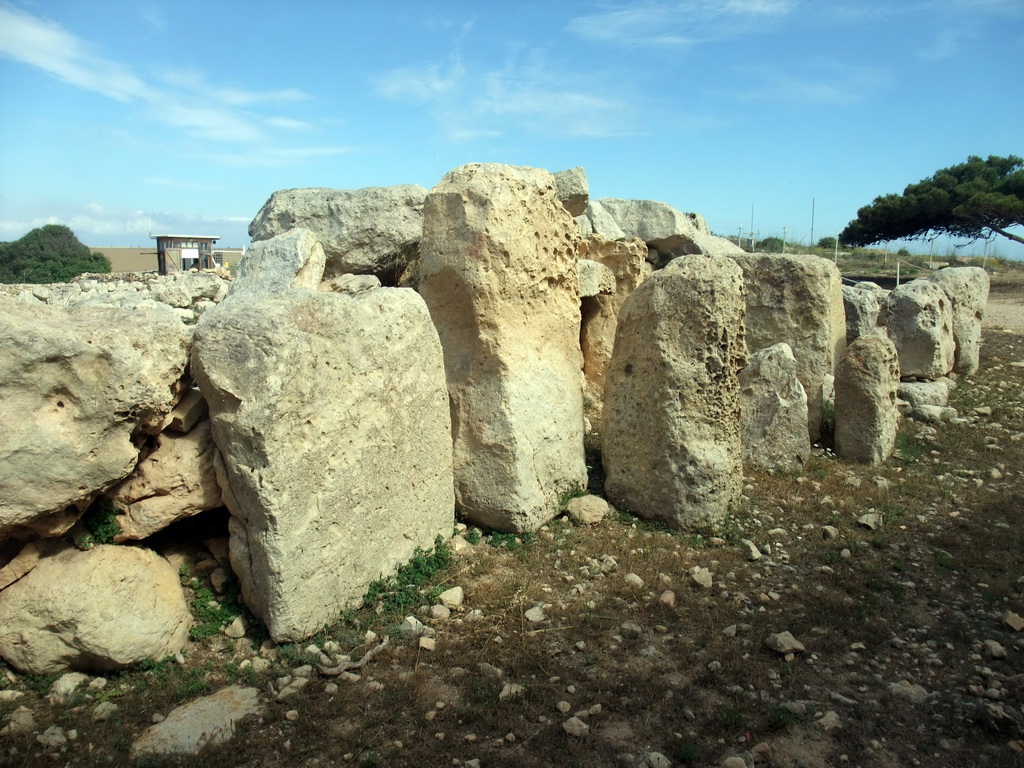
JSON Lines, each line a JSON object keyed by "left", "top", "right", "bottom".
{"left": 376, "top": 51, "right": 643, "bottom": 141}
{"left": 730, "top": 63, "right": 886, "bottom": 105}
{"left": 568, "top": 0, "right": 796, "bottom": 47}
{"left": 0, "top": 5, "right": 337, "bottom": 162}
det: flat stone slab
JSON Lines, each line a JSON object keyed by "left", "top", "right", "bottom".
{"left": 131, "top": 686, "right": 262, "bottom": 756}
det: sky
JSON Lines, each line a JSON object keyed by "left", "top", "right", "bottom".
{"left": 0, "top": 0, "right": 1021, "bottom": 260}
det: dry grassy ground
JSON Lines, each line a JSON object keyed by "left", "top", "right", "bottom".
{"left": 2, "top": 276, "right": 1023, "bottom": 768}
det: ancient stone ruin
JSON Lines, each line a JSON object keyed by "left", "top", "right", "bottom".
{"left": 0, "top": 163, "right": 992, "bottom": 674}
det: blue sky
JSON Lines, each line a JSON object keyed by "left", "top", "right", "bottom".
{"left": 0, "top": 0, "right": 1021, "bottom": 259}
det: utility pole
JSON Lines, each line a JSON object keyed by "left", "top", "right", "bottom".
{"left": 750, "top": 205, "right": 755, "bottom": 250}
{"left": 810, "top": 198, "right": 815, "bottom": 249}
{"left": 782, "top": 226, "right": 787, "bottom": 254}
{"left": 834, "top": 231, "right": 839, "bottom": 263}
{"left": 737, "top": 225, "right": 743, "bottom": 247}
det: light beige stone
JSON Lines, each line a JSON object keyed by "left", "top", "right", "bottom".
{"left": 738, "top": 343, "right": 810, "bottom": 468}
{"left": 884, "top": 279, "right": 955, "bottom": 379}
{"left": 835, "top": 335, "right": 900, "bottom": 465}
{"left": 928, "top": 267, "right": 989, "bottom": 375}
{"left": 193, "top": 262, "right": 452, "bottom": 642}
{"left": 729, "top": 253, "right": 846, "bottom": 443}
{"left": 110, "top": 419, "right": 223, "bottom": 541}
{"left": 248, "top": 186, "right": 426, "bottom": 280}
{"left": 842, "top": 281, "right": 887, "bottom": 343}
{"left": 566, "top": 495, "right": 609, "bottom": 525}
{"left": 131, "top": 686, "right": 262, "bottom": 755}
{"left": 579, "top": 235, "right": 650, "bottom": 395}
{"left": 603, "top": 255, "right": 746, "bottom": 529}
{"left": 419, "top": 163, "right": 586, "bottom": 533}
{"left": 0, "top": 544, "right": 190, "bottom": 674}
{"left": 0, "top": 296, "right": 191, "bottom": 540}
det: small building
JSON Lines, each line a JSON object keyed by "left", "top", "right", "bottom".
{"left": 91, "top": 246, "right": 160, "bottom": 273}
{"left": 152, "top": 235, "right": 221, "bottom": 275}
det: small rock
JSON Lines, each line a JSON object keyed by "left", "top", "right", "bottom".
{"left": 740, "top": 539, "right": 762, "bottom": 561}
{"left": 689, "top": 566, "right": 713, "bottom": 589}
{"left": 641, "top": 752, "right": 672, "bottom": 768}
{"left": 499, "top": 683, "right": 524, "bottom": 700}
{"left": 524, "top": 606, "right": 547, "bottom": 623}
{"left": 430, "top": 605, "right": 451, "bottom": 620}
{"left": 562, "top": 716, "right": 589, "bottom": 737}
{"left": 889, "top": 680, "right": 929, "bottom": 705}
{"left": 418, "top": 637, "right": 436, "bottom": 652}
{"left": 1004, "top": 612, "right": 1024, "bottom": 632}
{"left": 857, "top": 513, "right": 883, "bottom": 531}
{"left": 984, "top": 639, "right": 1008, "bottom": 660}
{"left": 765, "top": 631, "right": 805, "bottom": 654}
{"left": 624, "top": 573, "right": 645, "bottom": 589}
{"left": 567, "top": 495, "right": 609, "bottom": 525}
{"left": 400, "top": 615, "right": 426, "bottom": 638}
{"left": 821, "top": 525, "right": 840, "bottom": 540}
{"left": 224, "top": 616, "right": 247, "bottom": 639}
{"left": 815, "top": 710, "right": 841, "bottom": 730}
{"left": 557, "top": 701, "right": 572, "bottom": 714}
{"left": 438, "top": 586, "right": 464, "bottom": 608}
{"left": 659, "top": 590, "right": 676, "bottom": 609}
{"left": 36, "top": 725, "right": 66, "bottom": 748}
{"left": 620, "top": 622, "right": 642, "bottom": 640}
{"left": 49, "top": 672, "right": 90, "bottom": 704}
{"left": 93, "top": 701, "right": 118, "bottom": 721}
{"left": 722, "top": 757, "right": 748, "bottom": 768}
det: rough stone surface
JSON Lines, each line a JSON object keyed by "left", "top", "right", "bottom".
{"left": 834, "top": 335, "right": 901, "bottom": 465}
{"left": 553, "top": 167, "right": 589, "bottom": 217}
{"left": 131, "top": 686, "right": 262, "bottom": 755}
{"left": 229, "top": 227, "right": 325, "bottom": 300}
{"left": 842, "top": 281, "right": 887, "bottom": 343}
{"left": 579, "top": 235, "right": 651, "bottom": 394}
{"left": 248, "top": 185, "right": 427, "bottom": 280}
{"left": 110, "top": 418, "right": 224, "bottom": 541}
{"left": 193, "top": 257, "right": 453, "bottom": 642}
{"left": 0, "top": 545, "right": 190, "bottom": 674}
{"left": 898, "top": 379, "right": 952, "bottom": 420}
{"left": 729, "top": 253, "right": 846, "bottom": 442}
{"left": 419, "top": 163, "right": 586, "bottom": 533}
{"left": 0, "top": 296, "right": 191, "bottom": 540}
{"left": 738, "top": 343, "right": 810, "bottom": 468}
{"left": 928, "top": 267, "right": 989, "bottom": 375}
{"left": 578, "top": 259, "right": 615, "bottom": 298}
{"left": 603, "top": 255, "right": 746, "bottom": 529}
{"left": 592, "top": 198, "right": 744, "bottom": 264}
{"left": 884, "top": 279, "right": 955, "bottom": 379}
{"left": 567, "top": 495, "right": 609, "bottom": 525}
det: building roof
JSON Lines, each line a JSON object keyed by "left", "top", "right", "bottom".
{"left": 150, "top": 234, "right": 221, "bottom": 240}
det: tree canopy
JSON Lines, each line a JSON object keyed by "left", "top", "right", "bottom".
{"left": 840, "top": 155, "right": 1024, "bottom": 248}
{"left": 0, "top": 224, "right": 111, "bottom": 284}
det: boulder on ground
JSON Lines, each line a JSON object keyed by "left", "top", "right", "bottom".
{"left": 738, "top": 343, "right": 810, "bottom": 468}
{"left": 884, "top": 279, "right": 955, "bottom": 379}
{"left": 248, "top": 185, "right": 427, "bottom": 282}
{"left": 230, "top": 227, "right": 326, "bottom": 299}
{"left": 590, "top": 198, "right": 744, "bottom": 264}
{"left": 729, "top": 253, "right": 846, "bottom": 443}
{"left": 0, "top": 296, "right": 191, "bottom": 541}
{"left": 603, "top": 255, "right": 746, "bottom": 529}
{"left": 419, "top": 163, "right": 587, "bottom": 533}
{"left": 897, "top": 379, "right": 952, "bottom": 420}
{"left": 0, "top": 544, "right": 190, "bottom": 674}
{"left": 842, "top": 282, "right": 887, "bottom": 343}
{"left": 834, "top": 335, "right": 900, "bottom": 465}
{"left": 579, "top": 235, "right": 651, "bottom": 394}
{"left": 928, "top": 267, "right": 989, "bottom": 375}
{"left": 110, "top": 418, "right": 224, "bottom": 541}
{"left": 193, "top": 237, "right": 453, "bottom": 642}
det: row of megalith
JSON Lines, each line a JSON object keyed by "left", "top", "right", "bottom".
{"left": 0, "top": 162, "right": 991, "bottom": 661}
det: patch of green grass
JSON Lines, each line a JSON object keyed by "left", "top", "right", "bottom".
{"left": 934, "top": 550, "right": 954, "bottom": 569}
{"left": 79, "top": 498, "right": 122, "bottom": 547}
{"left": 181, "top": 566, "right": 253, "bottom": 641}
{"left": 673, "top": 741, "right": 701, "bottom": 763}
{"left": 558, "top": 483, "right": 586, "bottom": 509}
{"left": 895, "top": 433, "right": 927, "bottom": 462}
{"left": 362, "top": 536, "right": 453, "bottom": 615}
{"left": 487, "top": 531, "right": 536, "bottom": 552}
{"left": 21, "top": 672, "right": 60, "bottom": 695}
{"left": 464, "top": 527, "right": 482, "bottom": 545}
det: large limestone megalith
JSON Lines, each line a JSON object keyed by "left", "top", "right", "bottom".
{"left": 738, "top": 343, "right": 810, "bottom": 468}
{"left": 248, "top": 185, "right": 427, "bottom": 282}
{"left": 928, "top": 267, "right": 989, "bottom": 375}
{"left": 834, "top": 335, "right": 900, "bottom": 465}
{"left": 884, "top": 279, "right": 955, "bottom": 379}
{"left": 419, "top": 163, "right": 587, "bottom": 533}
{"left": 579, "top": 235, "right": 650, "bottom": 395}
{"left": 729, "top": 254, "right": 846, "bottom": 443}
{"left": 602, "top": 255, "right": 746, "bottom": 529}
{"left": 0, "top": 296, "right": 191, "bottom": 541}
{"left": 0, "top": 544, "right": 190, "bottom": 674}
{"left": 193, "top": 231, "right": 453, "bottom": 642}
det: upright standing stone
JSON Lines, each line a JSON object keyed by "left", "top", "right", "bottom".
{"left": 884, "top": 279, "right": 955, "bottom": 379}
{"left": 834, "top": 335, "right": 900, "bottom": 465}
{"left": 738, "top": 343, "right": 810, "bottom": 468}
{"left": 842, "top": 282, "right": 886, "bottom": 344}
{"left": 730, "top": 254, "right": 846, "bottom": 442}
{"left": 419, "top": 163, "right": 587, "bottom": 533}
{"left": 928, "top": 267, "right": 989, "bottom": 375}
{"left": 193, "top": 232, "right": 453, "bottom": 642}
{"left": 579, "top": 235, "right": 650, "bottom": 395}
{"left": 603, "top": 255, "right": 746, "bottom": 529}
